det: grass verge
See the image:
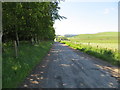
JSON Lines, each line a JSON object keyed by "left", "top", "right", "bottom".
{"left": 61, "top": 41, "right": 120, "bottom": 66}
{"left": 2, "top": 41, "right": 53, "bottom": 88}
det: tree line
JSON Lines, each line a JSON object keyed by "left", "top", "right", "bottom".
{"left": 2, "top": 2, "right": 66, "bottom": 45}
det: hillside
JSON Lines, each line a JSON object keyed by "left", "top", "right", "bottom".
{"left": 64, "top": 34, "right": 78, "bottom": 37}
{"left": 70, "top": 32, "right": 118, "bottom": 43}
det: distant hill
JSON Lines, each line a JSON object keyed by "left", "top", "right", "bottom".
{"left": 72, "top": 32, "right": 118, "bottom": 38}
{"left": 64, "top": 34, "right": 78, "bottom": 37}
{"left": 70, "top": 32, "right": 118, "bottom": 43}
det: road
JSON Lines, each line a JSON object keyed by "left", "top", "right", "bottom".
{"left": 21, "top": 42, "right": 119, "bottom": 88}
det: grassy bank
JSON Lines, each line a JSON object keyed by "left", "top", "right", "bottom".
{"left": 2, "top": 41, "right": 53, "bottom": 88}
{"left": 61, "top": 41, "right": 119, "bottom": 66}
{"left": 60, "top": 32, "right": 119, "bottom": 66}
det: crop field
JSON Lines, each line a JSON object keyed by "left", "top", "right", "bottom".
{"left": 61, "top": 32, "right": 120, "bottom": 66}
{"left": 70, "top": 32, "right": 118, "bottom": 50}
{"left": 70, "top": 42, "right": 118, "bottom": 51}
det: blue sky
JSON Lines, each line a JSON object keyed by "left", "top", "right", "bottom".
{"left": 54, "top": 1, "right": 118, "bottom": 35}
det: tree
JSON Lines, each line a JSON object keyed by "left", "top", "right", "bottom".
{"left": 2, "top": 2, "right": 66, "bottom": 57}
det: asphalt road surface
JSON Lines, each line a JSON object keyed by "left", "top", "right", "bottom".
{"left": 21, "top": 42, "right": 119, "bottom": 88}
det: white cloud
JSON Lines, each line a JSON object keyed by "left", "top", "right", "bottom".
{"left": 103, "top": 8, "right": 110, "bottom": 14}
{"left": 111, "top": 7, "right": 118, "bottom": 11}
{"left": 111, "top": 7, "right": 115, "bottom": 10}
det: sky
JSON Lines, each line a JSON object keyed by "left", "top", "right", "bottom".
{"left": 54, "top": 0, "right": 118, "bottom": 35}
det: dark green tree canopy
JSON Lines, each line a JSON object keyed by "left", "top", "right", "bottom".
{"left": 2, "top": 2, "right": 65, "bottom": 43}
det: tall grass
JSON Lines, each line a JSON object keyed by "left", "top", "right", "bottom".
{"left": 61, "top": 41, "right": 119, "bottom": 66}
{"left": 2, "top": 41, "right": 53, "bottom": 88}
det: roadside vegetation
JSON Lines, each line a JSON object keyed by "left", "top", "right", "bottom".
{"left": 61, "top": 32, "right": 120, "bottom": 66}
{"left": 2, "top": 41, "right": 53, "bottom": 88}
{"left": 2, "top": 1, "right": 65, "bottom": 88}
{"left": 55, "top": 35, "right": 69, "bottom": 42}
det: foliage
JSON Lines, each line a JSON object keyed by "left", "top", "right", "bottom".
{"left": 2, "top": 2, "right": 65, "bottom": 43}
{"left": 55, "top": 35, "right": 69, "bottom": 42}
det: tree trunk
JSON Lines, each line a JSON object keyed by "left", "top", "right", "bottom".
{"left": 14, "top": 40, "right": 18, "bottom": 58}
{"left": 38, "top": 37, "right": 40, "bottom": 44}
{"left": 15, "top": 29, "right": 19, "bottom": 46}
{"left": 31, "top": 37, "right": 34, "bottom": 45}
{"left": 35, "top": 35, "right": 38, "bottom": 44}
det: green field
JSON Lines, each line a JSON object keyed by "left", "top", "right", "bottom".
{"left": 2, "top": 41, "right": 53, "bottom": 88}
{"left": 69, "top": 32, "right": 119, "bottom": 50}
{"left": 61, "top": 32, "right": 119, "bottom": 66}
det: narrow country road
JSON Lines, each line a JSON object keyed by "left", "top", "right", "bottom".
{"left": 21, "top": 42, "right": 119, "bottom": 88}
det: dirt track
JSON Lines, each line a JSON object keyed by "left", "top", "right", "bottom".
{"left": 21, "top": 42, "right": 119, "bottom": 88}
